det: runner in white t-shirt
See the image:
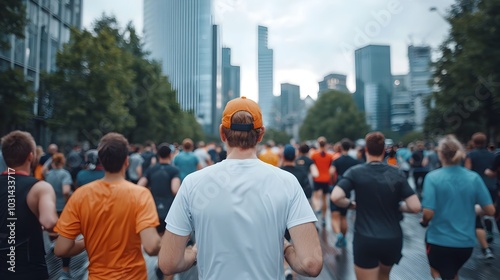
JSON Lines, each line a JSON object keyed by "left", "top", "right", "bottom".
{"left": 158, "top": 97, "right": 322, "bottom": 279}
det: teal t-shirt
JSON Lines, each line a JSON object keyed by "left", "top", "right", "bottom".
{"left": 173, "top": 151, "right": 199, "bottom": 181}
{"left": 422, "top": 165, "right": 492, "bottom": 248}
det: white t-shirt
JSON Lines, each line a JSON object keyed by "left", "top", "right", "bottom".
{"left": 194, "top": 148, "right": 211, "bottom": 168}
{"left": 166, "top": 158, "right": 317, "bottom": 280}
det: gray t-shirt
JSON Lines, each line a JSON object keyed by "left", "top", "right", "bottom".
{"left": 127, "top": 153, "right": 144, "bottom": 181}
{"left": 45, "top": 168, "right": 73, "bottom": 212}
{"left": 166, "top": 159, "right": 317, "bottom": 280}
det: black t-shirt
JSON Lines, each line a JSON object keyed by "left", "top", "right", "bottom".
{"left": 337, "top": 162, "right": 415, "bottom": 239}
{"left": 411, "top": 150, "right": 425, "bottom": 168}
{"left": 467, "top": 149, "right": 496, "bottom": 190}
{"left": 295, "top": 155, "right": 314, "bottom": 175}
{"left": 490, "top": 152, "right": 500, "bottom": 188}
{"left": 281, "top": 165, "right": 312, "bottom": 198}
{"left": 141, "top": 151, "right": 156, "bottom": 171}
{"left": 333, "top": 155, "right": 361, "bottom": 177}
{"left": 144, "top": 164, "right": 180, "bottom": 218}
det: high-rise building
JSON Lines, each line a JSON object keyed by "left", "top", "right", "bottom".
{"left": 280, "top": 83, "right": 301, "bottom": 140}
{"left": 318, "top": 73, "right": 350, "bottom": 98}
{"left": 144, "top": 0, "right": 213, "bottom": 133}
{"left": 211, "top": 24, "right": 222, "bottom": 136}
{"left": 258, "top": 25, "right": 274, "bottom": 127}
{"left": 220, "top": 47, "right": 240, "bottom": 131}
{"left": 0, "top": 0, "right": 83, "bottom": 145}
{"left": 391, "top": 75, "right": 414, "bottom": 132}
{"left": 408, "top": 45, "right": 432, "bottom": 131}
{"left": 354, "top": 45, "right": 392, "bottom": 131}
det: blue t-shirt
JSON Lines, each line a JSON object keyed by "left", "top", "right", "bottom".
{"left": 422, "top": 166, "right": 493, "bottom": 248}
{"left": 76, "top": 169, "right": 105, "bottom": 187}
{"left": 173, "top": 151, "right": 199, "bottom": 181}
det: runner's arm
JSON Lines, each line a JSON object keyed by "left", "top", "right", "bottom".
{"left": 158, "top": 231, "right": 197, "bottom": 275}
{"left": 54, "top": 236, "right": 85, "bottom": 257}
{"left": 140, "top": 227, "right": 161, "bottom": 256}
{"left": 485, "top": 168, "right": 496, "bottom": 178}
{"left": 421, "top": 208, "right": 434, "bottom": 226}
{"left": 330, "top": 186, "right": 351, "bottom": 208}
{"left": 400, "top": 194, "right": 421, "bottom": 213}
{"left": 309, "top": 163, "right": 319, "bottom": 178}
{"left": 171, "top": 177, "right": 181, "bottom": 195}
{"left": 28, "top": 181, "right": 58, "bottom": 232}
{"left": 137, "top": 177, "right": 148, "bottom": 187}
{"left": 285, "top": 223, "right": 322, "bottom": 277}
{"left": 464, "top": 157, "right": 472, "bottom": 169}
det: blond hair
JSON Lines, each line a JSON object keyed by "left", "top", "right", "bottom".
{"left": 438, "top": 135, "right": 465, "bottom": 165}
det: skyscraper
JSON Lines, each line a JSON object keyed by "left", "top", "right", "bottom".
{"left": 354, "top": 45, "right": 392, "bottom": 131}
{"left": 220, "top": 47, "right": 240, "bottom": 129}
{"left": 280, "top": 83, "right": 301, "bottom": 140}
{"left": 258, "top": 25, "right": 274, "bottom": 127}
{"left": 211, "top": 24, "right": 222, "bottom": 136}
{"left": 318, "top": 73, "right": 350, "bottom": 98}
{"left": 408, "top": 45, "right": 432, "bottom": 131}
{"left": 144, "top": 0, "right": 213, "bottom": 133}
{"left": 391, "top": 75, "right": 414, "bottom": 132}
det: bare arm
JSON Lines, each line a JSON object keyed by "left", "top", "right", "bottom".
{"left": 27, "top": 181, "right": 58, "bottom": 231}
{"left": 399, "top": 194, "right": 421, "bottom": 213}
{"left": 136, "top": 165, "right": 143, "bottom": 179}
{"left": 140, "top": 227, "right": 161, "bottom": 256}
{"left": 196, "top": 163, "right": 202, "bottom": 170}
{"left": 330, "top": 186, "right": 351, "bottom": 208}
{"left": 309, "top": 164, "right": 319, "bottom": 178}
{"left": 421, "top": 208, "right": 434, "bottom": 226}
{"left": 158, "top": 231, "right": 196, "bottom": 275}
{"left": 464, "top": 158, "right": 472, "bottom": 170}
{"left": 137, "top": 177, "right": 148, "bottom": 187}
{"left": 485, "top": 168, "right": 496, "bottom": 178}
{"left": 171, "top": 177, "right": 181, "bottom": 196}
{"left": 480, "top": 204, "right": 496, "bottom": 216}
{"left": 54, "top": 236, "right": 85, "bottom": 257}
{"left": 285, "top": 223, "right": 323, "bottom": 277}
{"left": 62, "top": 184, "right": 71, "bottom": 201}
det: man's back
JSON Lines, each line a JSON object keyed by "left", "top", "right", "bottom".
{"left": 166, "top": 159, "right": 316, "bottom": 279}
{"left": 468, "top": 148, "right": 496, "bottom": 189}
{"left": 55, "top": 179, "right": 159, "bottom": 280}
{"left": 337, "top": 163, "right": 414, "bottom": 239}
{"left": 173, "top": 151, "right": 199, "bottom": 181}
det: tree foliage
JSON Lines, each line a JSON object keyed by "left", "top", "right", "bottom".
{"left": 0, "top": 69, "right": 35, "bottom": 135}
{"left": 43, "top": 15, "right": 203, "bottom": 145}
{"left": 425, "top": 0, "right": 500, "bottom": 141}
{"left": 0, "top": 0, "right": 27, "bottom": 49}
{"left": 263, "top": 128, "right": 292, "bottom": 145}
{"left": 299, "top": 90, "right": 369, "bottom": 143}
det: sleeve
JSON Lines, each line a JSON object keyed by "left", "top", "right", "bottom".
{"left": 337, "top": 167, "right": 355, "bottom": 194}
{"left": 63, "top": 170, "right": 73, "bottom": 185}
{"left": 287, "top": 176, "right": 317, "bottom": 229}
{"left": 171, "top": 167, "right": 180, "bottom": 179}
{"left": 490, "top": 154, "right": 500, "bottom": 171}
{"left": 475, "top": 175, "right": 493, "bottom": 206}
{"left": 54, "top": 193, "right": 81, "bottom": 239}
{"left": 165, "top": 180, "right": 193, "bottom": 236}
{"left": 144, "top": 167, "right": 152, "bottom": 181}
{"left": 135, "top": 188, "right": 160, "bottom": 234}
{"left": 421, "top": 174, "right": 436, "bottom": 210}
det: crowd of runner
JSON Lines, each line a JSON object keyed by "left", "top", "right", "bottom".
{"left": 1, "top": 97, "right": 499, "bottom": 280}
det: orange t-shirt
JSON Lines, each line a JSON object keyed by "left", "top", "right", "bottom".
{"left": 258, "top": 149, "right": 280, "bottom": 166}
{"left": 54, "top": 179, "right": 159, "bottom": 280}
{"left": 311, "top": 150, "right": 334, "bottom": 183}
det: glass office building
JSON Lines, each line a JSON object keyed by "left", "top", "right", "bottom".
{"left": 144, "top": 0, "right": 213, "bottom": 132}
{"left": 408, "top": 45, "right": 432, "bottom": 131}
{"left": 258, "top": 25, "right": 274, "bottom": 127}
{"left": 354, "top": 45, "right": 392, "bottom": 131}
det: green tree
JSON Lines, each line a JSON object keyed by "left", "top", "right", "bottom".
{"left": 425, "top": 0, "right": 500, "bottom": 141}
{"left": 0, "top": 68, "right": 35, "bottom": 135}
{"left": 0, "top": 0, "right": 27, "bottom": 49}
{"left": 299, "top": 90, "right": 369, "bottom": 143}
{"left": 262, "top": 128, "right": 292, "bottom": 145}
{"left": 43, "top": 15, "right": 204, "bottom": 144}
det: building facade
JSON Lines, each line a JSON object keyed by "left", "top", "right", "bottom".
{"left": 0, "top": 0, "right": 82, "bottom": 145}
{"left": 391, "top": 75, "right": 414, "bottom": 132}
{"left": 354, "top": 45, "right": 392, "bottom": 131}
{"left": 408, "top": 45, "right": 432, "bottom": 131}
{"left": 211, "top": 24, "right": 222, "bottom": 136}
{"left": 144, "top": 0, "right": 214, "bottom": 133}
{"left": 280, "top": 83, "right": 301, "bottom": 141}
{"left": 318, "top": 73, "right": 350, "bottom": 98}
{"left": 258, "top": 25, "right": 274, "bottom": 127}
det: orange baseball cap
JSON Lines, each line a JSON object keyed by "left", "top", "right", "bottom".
{"left": 222, "top": 96, "right": 263, "bottom": 131}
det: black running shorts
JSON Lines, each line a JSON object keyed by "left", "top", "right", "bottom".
{"left": 353, "top": 233, "right": 402, "bottom": 269}
{"left": 313, "top": 182, "right": 330, "bottom": 194}
{"left": 426, "top": 243, "right": 473, "bottom": 279}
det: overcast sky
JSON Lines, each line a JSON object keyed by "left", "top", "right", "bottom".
{"left": 82, "top": 0, "right": 455, "bottom": 101}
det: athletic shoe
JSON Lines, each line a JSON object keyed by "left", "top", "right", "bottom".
{"left": 284, "top": 267, "right": 293, "bottom": 280}
{"left": 483, "top": 248, "right": 494, "bottom": 260}
{"left": 335, "top": 233, "right": 346, "bottom": 248}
